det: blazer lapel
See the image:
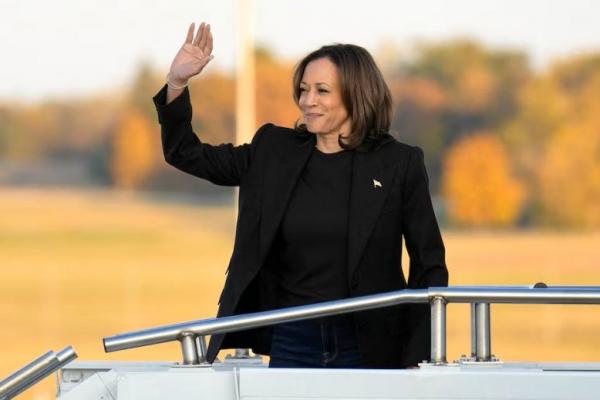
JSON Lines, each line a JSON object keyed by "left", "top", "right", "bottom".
{"left": 347, "top": 148, "right": 398, "bottom": 284}
{"left": 258, "top": 133, "right": 316, "bottom": 264}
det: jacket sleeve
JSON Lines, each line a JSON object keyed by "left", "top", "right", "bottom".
{"left": 401, "top": 146, "right": 449, "bottom": 366}
{"left": 153, "top": 84, "right": 269, "bottom": 186}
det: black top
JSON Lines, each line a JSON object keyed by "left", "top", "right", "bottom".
{"left": 275, "top": 147, "right": 353, "bottom": 308}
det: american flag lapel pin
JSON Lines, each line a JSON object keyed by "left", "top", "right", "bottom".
{"left": 373, "top": 179, "right": 382, "bottom": 188}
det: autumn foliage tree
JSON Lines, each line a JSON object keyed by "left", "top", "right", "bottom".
{"left": 390, "top": 40, "right": 530, "bottom": 191}
{"left": 254, "top": 47, "right": 298, "bottom": 129}
{"left": 111, "top": 111, "right": 156, "bottom": 190}
{"left": 538, "top": 121, "right": 600, "bottom": 228}
{"left": 406, "top": 40, "right": 529, "bottom": 119}
{"left": 501, "top": 54, "right": 600, "bottom": 227}
{"left": 390, "top": 78, "right": 446, "bottom": 159}
{"left": 189, "top": 72, "right": 236, "bottom": 145}
{"left": 442, "top": 133, "right": 525, "bottom": 227}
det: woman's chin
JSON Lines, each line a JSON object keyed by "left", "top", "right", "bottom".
{"left": 305, "top": 124, "right": 333, "bottom": 135}
{"left": 304, "top": 122, "right": 318, "bottom": 131}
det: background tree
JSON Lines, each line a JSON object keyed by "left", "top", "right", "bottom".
{"left": 442, "top": 132, "right": 525, "bottom": 227}
{"left": 189, "top": 72, "right": 235, "bottom": 144}
{"left": 255, "top": 47, "right": 298, "bottom": 129}
{"left": 538, "top": 120, "right": 600, "bottom": 228}
{"left": 390, "top": 39, "right": 530, "bottom": 191}
{"left": 389, "top": 77, "right": 447, "bottom": 188}
{"left": 111, "top": 111, "right": 156, "bottom": 190}
{"left": 501, "top": 54, "right": 600, "bottom": 226}
{"left": 129, "top": 62, "right": 164, "bottom": 121}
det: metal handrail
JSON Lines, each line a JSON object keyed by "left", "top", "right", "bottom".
{"left": 103, "top": 286, "right": 600, "bottom": 365}
{"left": 429, "top": 286, "right": 600, "bottom": 303}
{"left": 104, "top": 289, "right": 429, "bottom": 359}
{"left": 0, "top": 346, "right": 76, "bottom": 400}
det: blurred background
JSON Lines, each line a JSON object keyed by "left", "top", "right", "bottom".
{"left": 1, "top": 0, "right": 599, "bottom": 398}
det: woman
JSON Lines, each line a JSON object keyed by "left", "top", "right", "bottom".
{"left": 154, "top": 22, "right": 448, "bottom": 368}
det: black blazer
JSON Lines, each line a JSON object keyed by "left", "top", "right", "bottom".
{"left": 154, "top": 86, "right": 448, "bottom": 368}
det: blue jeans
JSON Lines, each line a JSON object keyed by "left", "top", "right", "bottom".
{"left": 269, "top": 318, "right": 362, "bottom": 368}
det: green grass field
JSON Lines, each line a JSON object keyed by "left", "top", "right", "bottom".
{"left": 1, "top": 187, "right": 599, "bottom": 399}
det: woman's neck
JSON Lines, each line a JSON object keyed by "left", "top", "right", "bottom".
{"left": 315, "top": 133, "right": 344, "bottom": 153}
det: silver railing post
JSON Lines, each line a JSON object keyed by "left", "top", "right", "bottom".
{"left": 179, "top": 333, "right": 199, "bottom": 365}
{"left": 470, "top": 303, "right": 477, "bottom": 358}
{"left": 234, "top": 348, "right": 250, "bottom": 358}
{"left": 475, "top": 302, "right": 491, "bottom": 361}
{"left": 195, "top": 336, "right": 208, "bottom": 364}
{"left": 430, "top": 296, "right": 447, "bottom": 364}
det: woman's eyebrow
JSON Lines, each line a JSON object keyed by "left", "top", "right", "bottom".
{"left": 300, "top": 81, "right": 331, "bottom": 86}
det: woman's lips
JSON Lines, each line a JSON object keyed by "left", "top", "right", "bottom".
{"left": 305, "top": 113, "right": 323, "bottom": 119}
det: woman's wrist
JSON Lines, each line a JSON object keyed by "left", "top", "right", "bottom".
{"left": 166, "top": 72, "right": 188, "bottom": 90}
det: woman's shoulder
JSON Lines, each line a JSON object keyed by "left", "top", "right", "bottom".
{"left": 366, "top": 133, "right": 422, "bottom": 158}
{"left": 253, "top": 123, "right": 313, "bottom": 146}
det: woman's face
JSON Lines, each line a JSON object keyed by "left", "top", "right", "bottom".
{"left": 298, "top": 57, "right": 351, "bottom": 138}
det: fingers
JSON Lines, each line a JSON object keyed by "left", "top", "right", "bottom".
{"left": 198, "top": 23, "right": 209, "bottom": 50}
{"left": 192, "top": 22, "right": 205, "bottom": 46}
{"left": 185, "top": 23, "right": 194, "bottom": 45}
{"left": 186, "top": 21, "right": 212, "bottom": 54}
{"left": 206, "top": 26, "right": 213, "bottom": 56}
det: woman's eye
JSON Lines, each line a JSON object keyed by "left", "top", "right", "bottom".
{"left": 318, "top": 89, "right": 329, "bottom": 94}
{"left": 299, "top": 87, "right": 307, "bottom": 92}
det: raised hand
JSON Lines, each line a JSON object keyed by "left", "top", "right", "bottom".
{"left": 167, "top": 22, "right": 214, "bottom": 87}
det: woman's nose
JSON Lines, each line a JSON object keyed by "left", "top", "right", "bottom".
{"left": 301, "top": 90, "right": 317, "bottom": 107}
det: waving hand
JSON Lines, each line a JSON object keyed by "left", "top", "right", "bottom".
{"left": 168, "top": 22, "right": 214, "bottom": 87}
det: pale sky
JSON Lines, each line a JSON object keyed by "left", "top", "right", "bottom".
{"left": 1, "top": 0, "right": 599, "bottom": 101}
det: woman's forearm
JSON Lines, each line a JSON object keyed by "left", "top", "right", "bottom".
{"left": 166, "top": 86, "right": 185, "bottom": 104}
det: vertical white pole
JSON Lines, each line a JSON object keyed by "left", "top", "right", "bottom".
{"left": 233, "top": 0, "right": 255, "bottom": 360}
{"left": 235, "top": 0, "right": 256, "bottom": 145}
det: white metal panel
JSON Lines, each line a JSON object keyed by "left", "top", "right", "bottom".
{"left": 116, "top": 367, "right": 236, "bottom": 400}
{"left": 238, "top": 364, "right": 600, "bottom": 400}
{"left": 56, "top": 361, "right": 600, "bottom": 400}
{"left": 58, "top": 370, "right": 118, "bottom": 400}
